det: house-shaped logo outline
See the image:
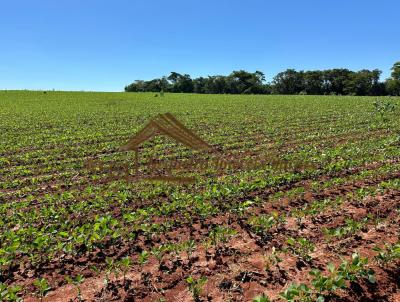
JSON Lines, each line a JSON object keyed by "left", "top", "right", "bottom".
{"left": 120, "top": 113, "right": 212, "bottom": 181}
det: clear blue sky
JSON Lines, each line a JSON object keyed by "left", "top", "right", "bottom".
{"left": 1, "top": 0, "right": 399, "bottom": 91}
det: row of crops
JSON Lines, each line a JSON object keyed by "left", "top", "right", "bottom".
{"left": 0, "top": 91, "right": 399, "bottom": 301}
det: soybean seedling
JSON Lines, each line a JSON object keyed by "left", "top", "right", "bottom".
{"left": 33, "top": 278, "right": 51, "bottom": 302}
{"left": 118, "top": 256, "right": 132, "bottom": 284}
{"left": 138, "top": 250, "right": 149, "bottom": 266}
{"left": 104, "top": 257, "right": 115, "bottom": 285}
{"left": 264, "top": 246, "right": 283, "bottom": 272}
{"left": 186, "top": 276, "right": 207, "bottom": 301}
{"left": 65, "top": 274, "right": 85, "bottom": 302}
{"left": 151, "top": 245, "right": 166, "bottom": 267}
{"left": 286, "top": 237, "right": 315, "bottom": 263}
{"left": 186, "top": 239, "right": 196, "bottom": 260}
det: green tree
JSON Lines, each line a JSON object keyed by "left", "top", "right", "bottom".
{"left": 322, "top": 69, "right": 353, "bottom": 95}
{"left": 344, "top": 69, "right": 381, "bottom": 96}
{"left": 303, "top": 71, "right": 324, "bottom": 95}
{"left": 193, "top": 77, "right": 207, "bottom": 93}
{"left": 385, "top": 61, "right": 400, "bottom": 95}
{"left": 272, "top": 69, "right": 304, "bottom": 94}
{"left": 168, "top": 72, "right": 194, "bottom": 93}
{"left": 228, "top": 70, "right": 266, "bottom": 94}
{"left": 386, "top": 79, "right": 400, "bottom": 96}
{"left": 391, "top": 61, "right": 400, "bottom": 80}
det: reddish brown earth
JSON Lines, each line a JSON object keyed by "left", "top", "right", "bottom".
{"left": 12, "top": 167, "right": 400, "bottom": 302}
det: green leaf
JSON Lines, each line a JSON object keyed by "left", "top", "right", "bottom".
{"left": 252, "top": 294, "right": 271, "bottom": 302}
{"left": 287, "top": 237, "right": 295, "bottom": 245}
{"left": 58, "top": 231, "right": 69, "bottom": 238}
{"left": 327, "top": 262, "right": 335, "bottom": 273}
{"left": 316, "top": 295, "right": 325, "bottom": 302}
{"left": 368, "top": 273, "right": 376, "bottom": 284}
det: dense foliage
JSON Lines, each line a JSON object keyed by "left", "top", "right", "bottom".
{"left": 125, "top": 61, "right": 400, "bottom": 96}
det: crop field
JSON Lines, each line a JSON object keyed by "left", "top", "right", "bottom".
{"left": 0, "top": 91, "right": 400, "bottom": 302}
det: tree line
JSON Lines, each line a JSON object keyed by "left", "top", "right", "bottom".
{"left": 125, "top": 61, "right": 400, "bottom": 96}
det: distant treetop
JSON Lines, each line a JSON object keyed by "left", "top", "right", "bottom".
{"left": 125, "top": 62, "right": 400, "bottom": 96}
